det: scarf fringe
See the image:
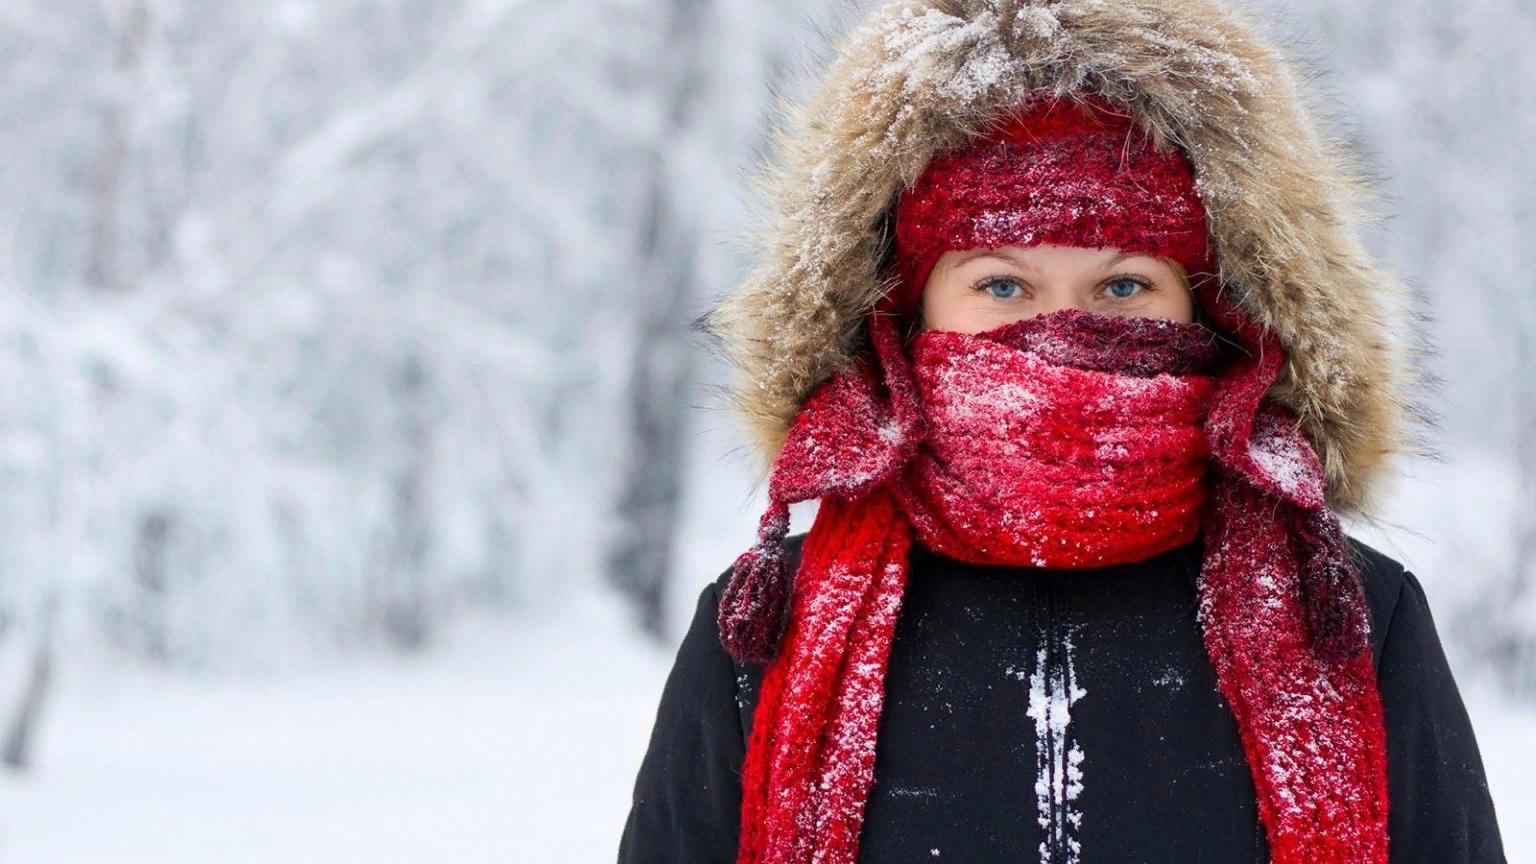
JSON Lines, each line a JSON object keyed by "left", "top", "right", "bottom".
{"left": 1292, "top": 504, "right": 1372, "bottom": 664}
{"left": 719, "top": 500, "right": 794, "bottom": 665}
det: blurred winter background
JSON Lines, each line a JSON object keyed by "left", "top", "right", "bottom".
{"left": 0, "top": 0, "right": 1530, "bottom": 861}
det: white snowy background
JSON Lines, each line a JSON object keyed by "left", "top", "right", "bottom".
{"left": 0, "top": 1, "right": 1531, "bottom": 861}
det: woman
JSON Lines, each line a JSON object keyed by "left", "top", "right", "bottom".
{"left": 619, "top": 2, "right": 1506, "bottom": 862}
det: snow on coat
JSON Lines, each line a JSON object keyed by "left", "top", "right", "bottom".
{"left": 619, "top": 534, "right": 1508, "bottom": 862}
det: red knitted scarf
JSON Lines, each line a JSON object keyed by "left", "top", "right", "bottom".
{"left": 719, "top": 292, "right": 1390, "bottom": 863}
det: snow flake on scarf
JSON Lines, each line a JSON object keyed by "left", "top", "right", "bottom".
{"left": 725, "top": 302, "right": 1387, "bottom": 864}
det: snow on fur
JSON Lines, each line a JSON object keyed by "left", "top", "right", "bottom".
{"left": 702, "top": 0, "right": 1432, "bottom": 518}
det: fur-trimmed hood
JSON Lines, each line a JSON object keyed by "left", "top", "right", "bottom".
{"left": 702, "top": 0, "right": 1434, "bottom": 517}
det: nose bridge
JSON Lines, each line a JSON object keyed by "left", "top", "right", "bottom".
{"left": 1035, "top": 277, "right": 1088, "bottom": 315}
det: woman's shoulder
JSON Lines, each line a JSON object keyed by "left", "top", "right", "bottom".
{"left": 710, "top": 531, "right": 1411, "bottom": 593}
{"left": 705, "top": 531, "right": 1415, "bottom": 657}
{"left": 708, "top": 532, "right": 812, "bottom": 599}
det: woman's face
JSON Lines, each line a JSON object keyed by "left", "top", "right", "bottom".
{"left": 919, "top": 244, "right": 1195, "bottom": 333}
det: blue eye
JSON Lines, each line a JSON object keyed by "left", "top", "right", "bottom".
{"left": 980, "top": 277, "right": 1024, "bottom": 299}
{"left": 1104, "top": 276, "right": 1146, "bottom": 299}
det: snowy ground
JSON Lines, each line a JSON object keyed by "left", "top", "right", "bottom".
{"left": 0, "top": 589, "right": 674, "bottom": 864}
{"left": 1, "top": 450, "right": 1532, "bottom": 862}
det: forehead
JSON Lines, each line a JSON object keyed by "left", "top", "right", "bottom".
{"left": 944, "top": 247, "right": 1153, "bottom": 268}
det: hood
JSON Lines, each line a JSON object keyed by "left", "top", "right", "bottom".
{"left": 701, "top": 0, "right": 1434, "bottom": 517}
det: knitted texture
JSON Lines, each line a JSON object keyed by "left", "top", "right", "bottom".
{"left": 719, "top": 291, "right": 1388, "bottom": 864}
{"left": 891, "top": 94, "right": 1214, "bottom": 314}
{"left": 898, "top": 316, "right": 1218, "bottom": 567}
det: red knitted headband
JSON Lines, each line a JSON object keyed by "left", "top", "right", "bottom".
{"left": 890, "top": 92, "right": 1215, "bottom": 315}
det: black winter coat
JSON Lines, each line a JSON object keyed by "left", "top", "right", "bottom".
{"left": 617, "top": 531, "right": 1508, "bottom": 863}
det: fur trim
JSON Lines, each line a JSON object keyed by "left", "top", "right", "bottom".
{"left": 701, "top": 0, "right": 1435, "bottom": 517}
